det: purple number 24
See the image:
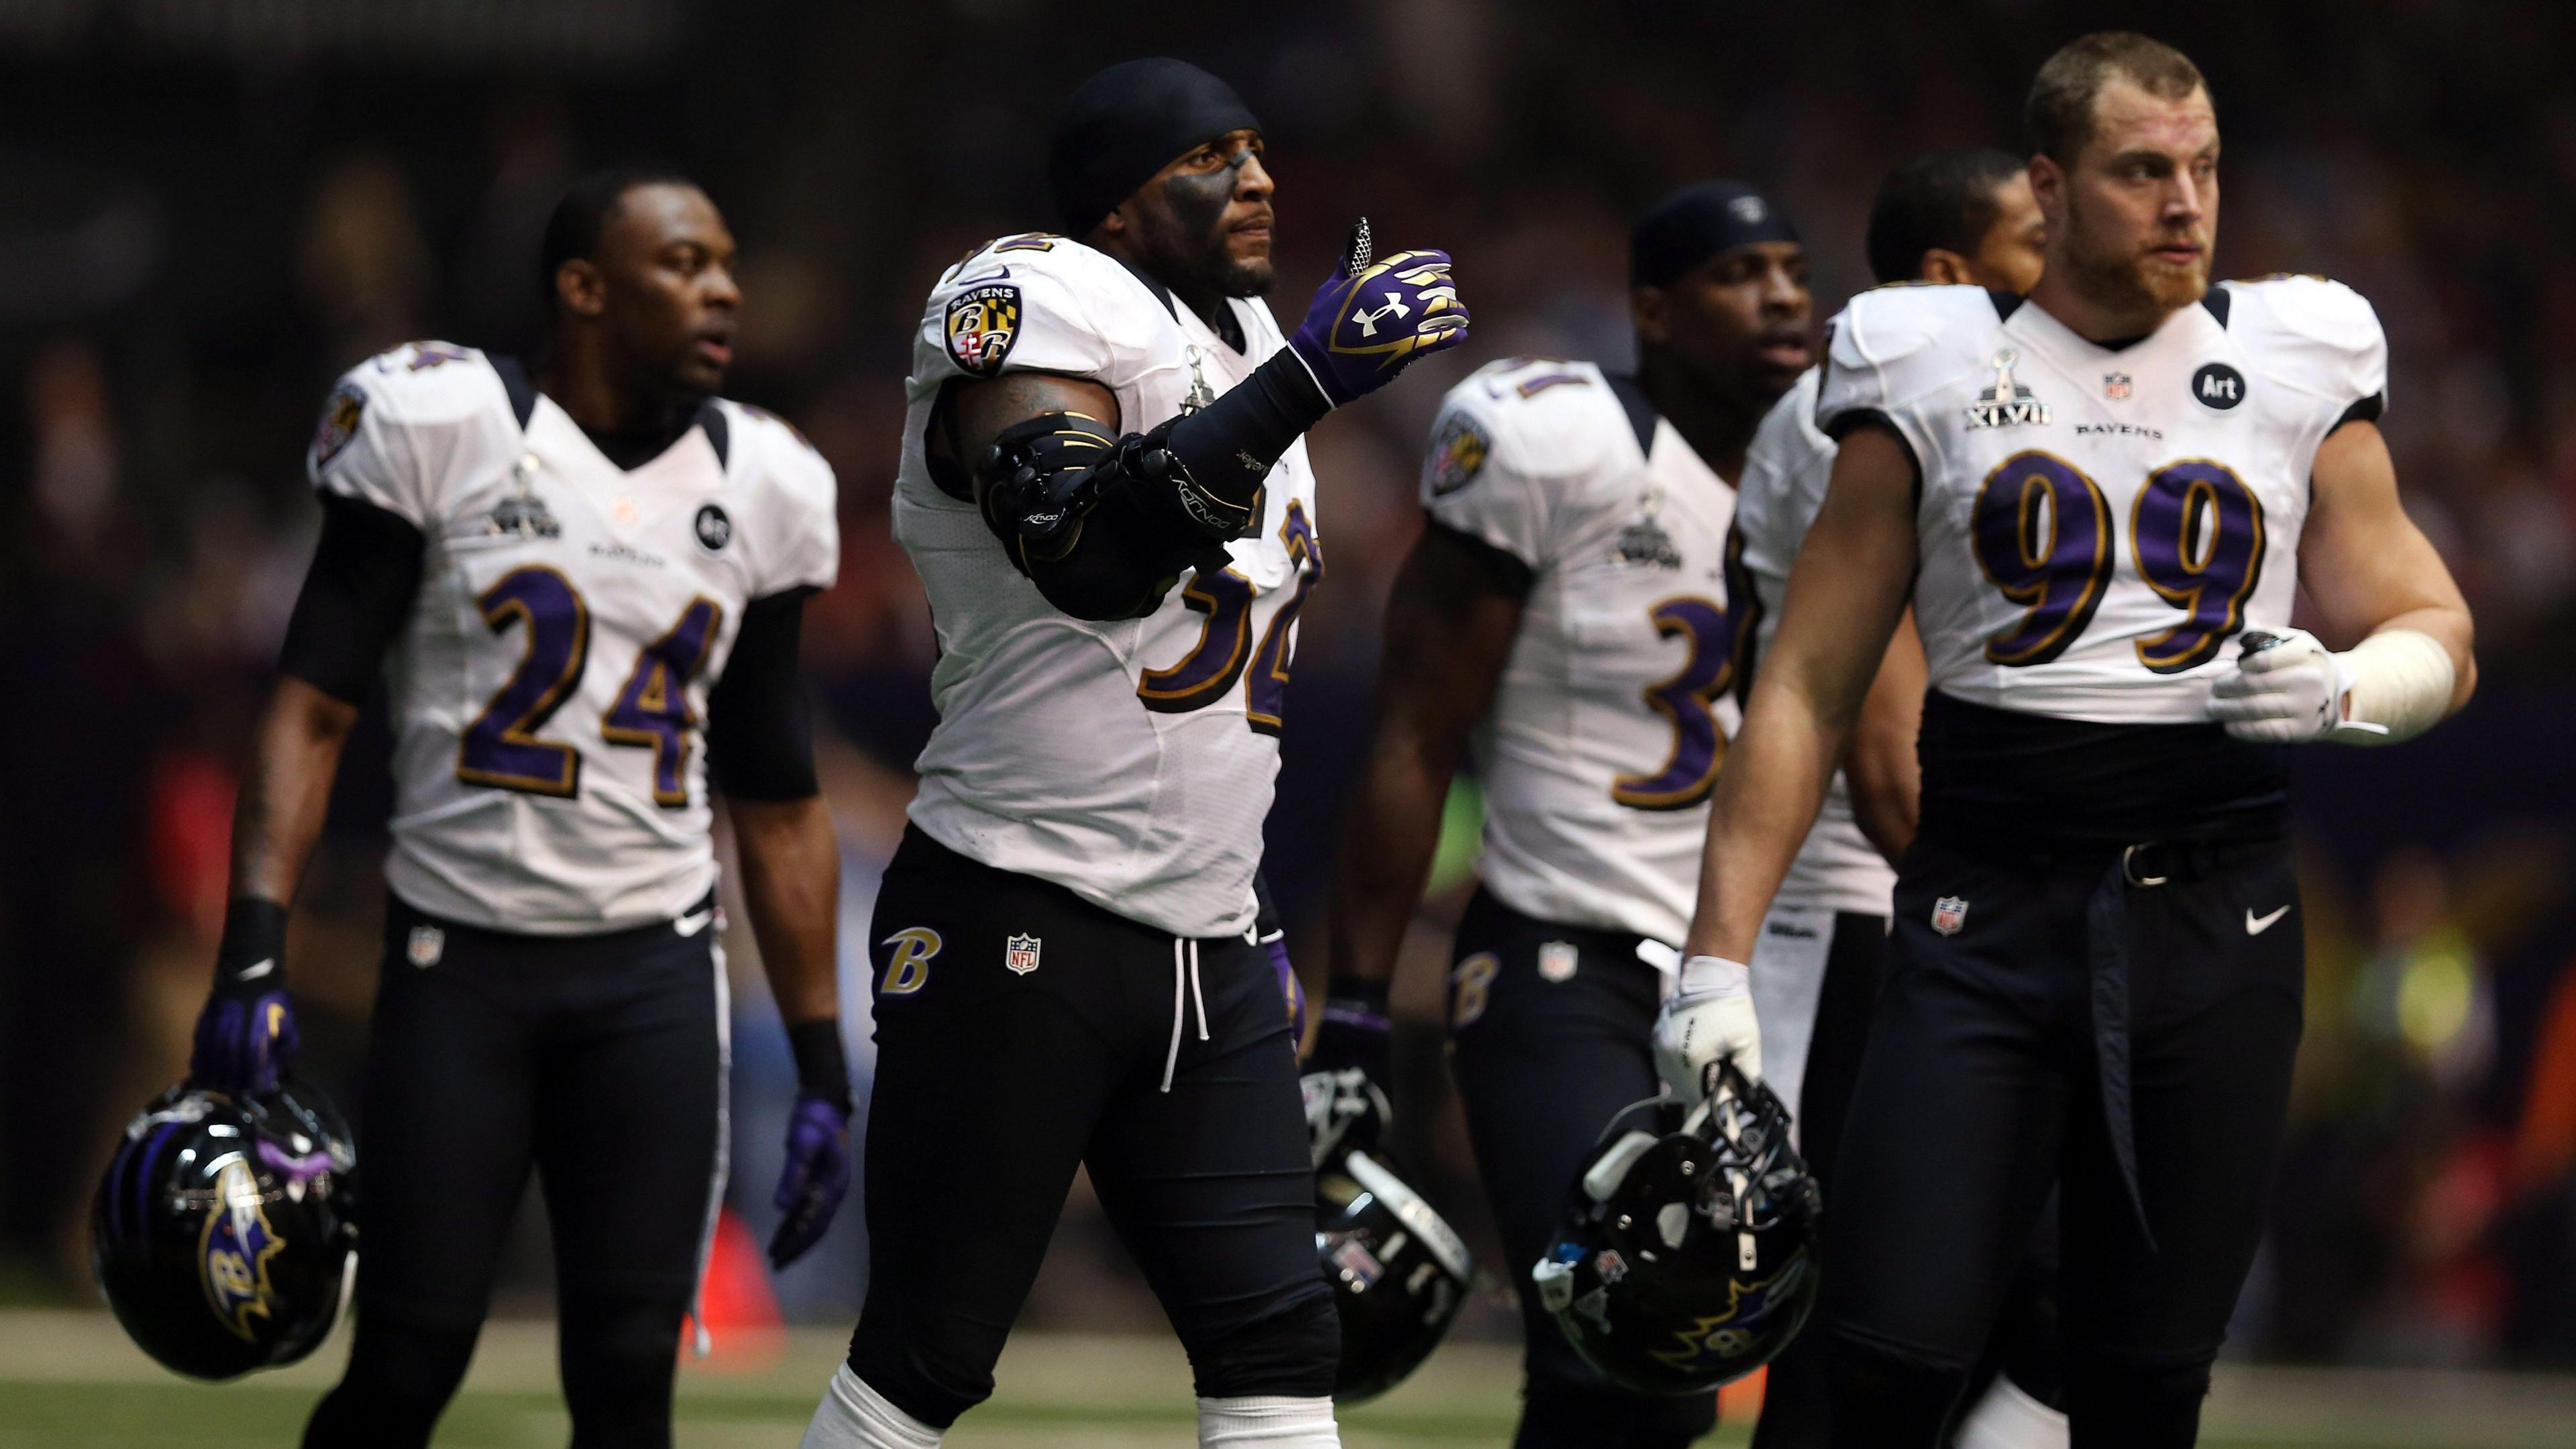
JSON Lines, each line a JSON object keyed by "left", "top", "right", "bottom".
{"left": 459, "top": 566, "right": 724, "bottom": 806}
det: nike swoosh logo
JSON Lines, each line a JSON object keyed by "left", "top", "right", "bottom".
{"left": 674, "top": 910, "right": 715, "bottom": 938}
{"left": 2245, "top": 905, "right": 2292, "bottom": 936}
{"left": 237, "top": 959, "right": 276, "bottom": 981}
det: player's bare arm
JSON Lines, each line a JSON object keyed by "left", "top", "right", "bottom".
{"left": 1316, "top": 525, "right": 1528, "bottom": 1071}
{"left": 1844, "top": 606, "right": 1926, "bottom": 863}
{"left": 1685, "top": 423, "right": 1917, "bottom": 967}
{"left": 2207, "top": 416, "right": 2475, "bottom": 745}
{"left": 227, "top": 678, "right": 360, "bottom": 908}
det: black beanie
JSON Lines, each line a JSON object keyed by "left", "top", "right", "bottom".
{"left": 1629, "top": 181, "right": 1802, "bottom": 288}
{"left": 1049, "top": 58, "right": 1263, "bottom": 238}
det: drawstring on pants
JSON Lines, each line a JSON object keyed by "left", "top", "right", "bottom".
{"left": 1163, "top": 937, "right": 1208, "bottom": 1093}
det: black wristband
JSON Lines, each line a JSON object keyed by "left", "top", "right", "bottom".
{"left": 1324, "top": 974, "right": 1391, "bottom": 1018}
{"left": 786, "top": 1018, "right": 854, "bottom": 1114}
{"left": 215, "top": 897, "right": 290, "bottom": 991}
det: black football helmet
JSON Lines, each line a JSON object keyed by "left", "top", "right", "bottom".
{"left": 92, "top": 1079, "right": 358, "bottom": 1380}
{"left": 1533, "top": 1061, "right": 1821, "bottom": 1395}
{"left": 1316, "top": 1144, "right": 1473, "bottom": 1403}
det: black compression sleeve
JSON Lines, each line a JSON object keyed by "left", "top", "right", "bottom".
{"left": 707, "top": 589, "right": 820, "bottom": 800}
{"left": 278, "top": 493, "right": 427, "bottom": 704}
{"left": 1158, "top": 348, "right": 1333, "bottom": 513}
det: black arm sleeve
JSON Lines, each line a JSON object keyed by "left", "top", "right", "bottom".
{"left": 978, "top": 350, "right": 1334, "bottom": 623}
{"left": 707, "top": 588, "right": 820, "bottom": 801}
{"left": 276, "top": 492, "right": 427, "bottom": 704}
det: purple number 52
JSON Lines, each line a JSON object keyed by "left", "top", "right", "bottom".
{"left": 1972, "top": 451, "right": 2265, "bottom": 673}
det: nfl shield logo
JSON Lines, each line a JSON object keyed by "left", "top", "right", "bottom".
{"left": 1005, "top": 933, "right": 1042, "bottom": 975}
{"left": 1931, "top": 897, "right": 1969, "bottom": 936}
{"left": 2104, "top": 372, "right": 2133, "bottom": 401}
{"left": 406, "top": 925, "right": 445, "bottom": 968}
{"left": 1537, "top": 941, "right": 1579, "bottom": 983}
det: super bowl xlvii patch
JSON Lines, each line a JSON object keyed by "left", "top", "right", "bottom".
{"left": 1005, "top": 932, "right": 1042, "bottom": 975}
{"left": 1426, "top": 415, "right": 1489, "bottom": 496}
{"left": 1966, "top": 350, "right": 2049, "bottom": 429}
{"left": 945, "top": 282, "right": 1022, "bottom": 376}
{"left": 407, "top": 925, "right": 445, "bottom": 968}
{"left": 1537, "top": 941, "right": 1580, "bottom": 983}
{"left": 1931, "top": 896, "right": 1968, "bottom": 936}
{"left": 1614, "top": 513, "right": 1683, "bottom": 570}
{"left": 309, "top": 383, "right": 366, "bottom": 469}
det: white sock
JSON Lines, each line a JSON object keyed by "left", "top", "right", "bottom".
{"left": 1197, "top": 1393, "right": 1340, "bottom": 1448}
{"left": 802, "top": 1364, "right": 945, "bottom": 1449}
{"left": 1953, "top": 1373, "right": 2069, "bottom": 1449}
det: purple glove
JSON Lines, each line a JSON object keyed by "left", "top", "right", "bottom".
{"left": 769, "top": 1093, "right": 853, "bottom": 1268}
{"left": 1285, "top": 219, "right": 1470, "bottom": 408}
{"left": 191, "top": 990, "right": 298, "bottom": 1095}
{"left": 1269, "top": 936, "right": 1308, "bottom": 1044}
{"left": 191, "top": 898, "right": 298, "bottom": 1095}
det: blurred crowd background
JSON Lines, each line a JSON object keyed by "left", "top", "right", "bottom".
{"left": 5, "top": 0, "right": 2576, "bottom": 1374}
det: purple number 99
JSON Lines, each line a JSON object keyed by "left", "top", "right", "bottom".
{"left": 1972, "top": 451, "right": 2111, "bottom": 667}
{"left": 2130, "top": 462, "right": 2265, "bottom": 674}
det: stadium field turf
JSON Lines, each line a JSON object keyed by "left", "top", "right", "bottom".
{"left": 2, "top": 1312, "right": 2569, "bottom": 1447}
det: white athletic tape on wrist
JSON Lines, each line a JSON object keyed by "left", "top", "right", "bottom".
{"left": 2331, "top": 628, "right": 2455, "bottom": 746}
{"left": 1677, "top": 955, "right": 1750, "bottom": 998}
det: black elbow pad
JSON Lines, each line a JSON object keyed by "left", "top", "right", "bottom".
{"left": 976, "top": 411, "right": 1120, "bottom": 559}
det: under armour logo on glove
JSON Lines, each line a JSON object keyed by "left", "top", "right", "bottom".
{"left": 1286, "top": 219, "right": 1470, "bottom": 407}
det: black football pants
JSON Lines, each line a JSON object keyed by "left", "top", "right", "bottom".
{"left": 848, "top": 826, "right": 1335, "bottom": 1428}
{"left": 1823, "top": 833, "right": 2304, "bottom": 1449}
{"left": 304, "top": 892, "right": 725, "bottom": 1449}
{"left": 1444, "top": 888, "right": 1719, "bottom": 1449}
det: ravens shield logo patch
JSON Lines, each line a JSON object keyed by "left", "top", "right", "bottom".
{"left": 309, "top": 383, "right": 366, "bottom": 470}
{"left": 945, "top": 282, "right": 1023, "bottom": 376}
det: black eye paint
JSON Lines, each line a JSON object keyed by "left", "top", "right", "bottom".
{"left": 1161, "top": 148, "right": 1249, "bottom": 244}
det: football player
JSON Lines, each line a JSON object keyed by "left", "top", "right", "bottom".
{"left": 1673, "top": 33, "right": 2475, "bottom": 1448}
{"left": 187, "top": 170, "right": 851, "bottom": 1449}
{"left": 802, "top": 60, "right": 1466, "bottom": 1449}
{"left": 1736, "top": 146, "right": 2063, "bottom": 1449}
{"left": 1313, "top": 182, "right": 1807, "bottom": 1449}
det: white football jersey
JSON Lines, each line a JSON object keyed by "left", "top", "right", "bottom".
{"left": 311, "top": 342, "right": 839, "bottom": 935}
{"left": 1733, "top": 368, "right": 1899, "bottom": 918}
{"left": 1817, "top": 276, "right": 2386, "bottom": 723}
{"left": 1425, "top": 358, "right": 1741, "bottom": 947}
{"left": 894, "top": 234, "right": 1321, "bottom": 939}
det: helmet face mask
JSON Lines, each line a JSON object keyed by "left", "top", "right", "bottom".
{"left": 1314, "top": 1145, "right": 1474, "bottom": 1403}
{"left": 1534, "top": 1061, "right": 1823, "bottom": 1396}
{"left": 92, "top": 1081, "right": 358, "bottom": 1381}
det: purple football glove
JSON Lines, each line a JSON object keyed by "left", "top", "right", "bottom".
{"left": 190, "top": 989, "right": 299, "bottom": 1095}
{"left": 1285, "top": 218, "right": 1470, "bottom": 408}
{"left": 1269, "top": 936, "right": 1308, "bottom": 1044}
{"left": 191, "top": 898, "right": 297, "bottom": 1095}
{"left": 769, "top": 1093, "right": 853, "bottom": 1268}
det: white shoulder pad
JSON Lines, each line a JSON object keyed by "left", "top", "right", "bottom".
{"left": 308, "top": 341, "right": 511, "bottom": 529}
{"left": 722, "top": 400, "right": 841, "bottom": 596}
{"left": 908, "top": 234, "right": 1159, "bottom": 396}
{"left": 1816, "top": 284, "right": 2000, "bottom": 473}
{"left": 1420, "top": 360, "right": 1622, "bottom": 569}
{"left": 2219, "top": 275, "right": 2390, "bottom": 419}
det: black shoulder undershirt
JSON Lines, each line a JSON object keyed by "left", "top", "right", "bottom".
{"left": 707, "top": 588, "right": 821, "bottom": 800}
{"left": 278, "top": 492, "right": 427, "bottom": 703}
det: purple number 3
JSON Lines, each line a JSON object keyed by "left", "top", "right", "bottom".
{"left": 1612, "top": 596, "right": 1733, "bottom": 811}
{"left": 459, "top": 570, "right": 725, "bottom": 807}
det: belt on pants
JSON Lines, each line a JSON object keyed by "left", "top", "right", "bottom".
{"left": 2082, "top": 835, "right": 2277, "bottom": 1254}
